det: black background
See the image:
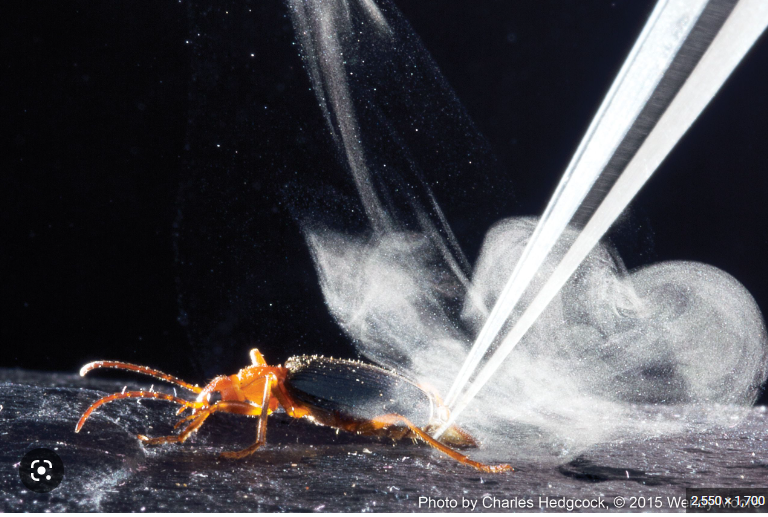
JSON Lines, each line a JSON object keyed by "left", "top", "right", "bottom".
{"left": 4, "top": 1, "right": 768, "bottom": 403}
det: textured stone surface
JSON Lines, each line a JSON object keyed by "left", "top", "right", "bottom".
{"left": 1, "top": 369, "right": 766, "bottom": 512}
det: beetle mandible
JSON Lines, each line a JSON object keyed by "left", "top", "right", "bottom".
{"left": 75, "top": 349, "right": 512, "bottom": 473}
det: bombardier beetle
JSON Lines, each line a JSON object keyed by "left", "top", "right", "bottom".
{"left": 75, "top": 349, "right": 512, "bottom": 473}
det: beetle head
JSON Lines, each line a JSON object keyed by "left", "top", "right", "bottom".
{"left": 196, "top": 375, "right": 241, "bottom": 405}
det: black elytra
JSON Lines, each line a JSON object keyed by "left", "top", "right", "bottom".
{"left": 283, "top": 355, "right": 434, "bottom": 427}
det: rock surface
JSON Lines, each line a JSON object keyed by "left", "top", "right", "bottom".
{"left": 1, "top": 369, "right": 766, "bottom": 512}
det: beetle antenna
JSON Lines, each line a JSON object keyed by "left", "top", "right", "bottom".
{"left": 80, "top": 361, "right": 203, "bottom": 393}
{"left": 75, "top": 391, "right": 203, "bottom": 432}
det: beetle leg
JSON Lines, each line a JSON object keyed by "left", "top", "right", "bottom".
{"left": 138, "top": 410, "right": 211, "bottom": 446}
{"left": 171, "top": 400, "right": 262, "bottom": 430}
{"left": 75, "top": 391, "right": 203, "bottom": 432}
{"left": 140, "top": 400, "right": 262, "bottom": 446}
{"left": 173, "top": 411, "right": 199, "bottom": 430}
{"left": 271, "top": 381, "right": 311, "bottom": 419}
{"left": 360, "top": 413, "right": 513, "bottom": 474}
{"left": 220, "top": 375, "right": 274, "bottom": 459}
{"left": 142, "top": 383, "right": 275, "bottom": 459}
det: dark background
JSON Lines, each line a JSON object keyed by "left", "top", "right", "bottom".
{"left": 3, "top": 1, "right": 768, "bottom": 403}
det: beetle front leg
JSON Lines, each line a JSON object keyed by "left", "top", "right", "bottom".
{"left": 138, "top": 401, "right": 260, "bottom": 447}
{"left": 138, "top": 410, "right": 211, "bottom": 446}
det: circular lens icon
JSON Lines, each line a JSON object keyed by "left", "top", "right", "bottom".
{"left": 19, "top": 448, "right": 64, "bottom": 493}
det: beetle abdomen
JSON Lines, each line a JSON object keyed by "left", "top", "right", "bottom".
{"left": 283, "top": 356, "right": 433, "bottom": 428}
